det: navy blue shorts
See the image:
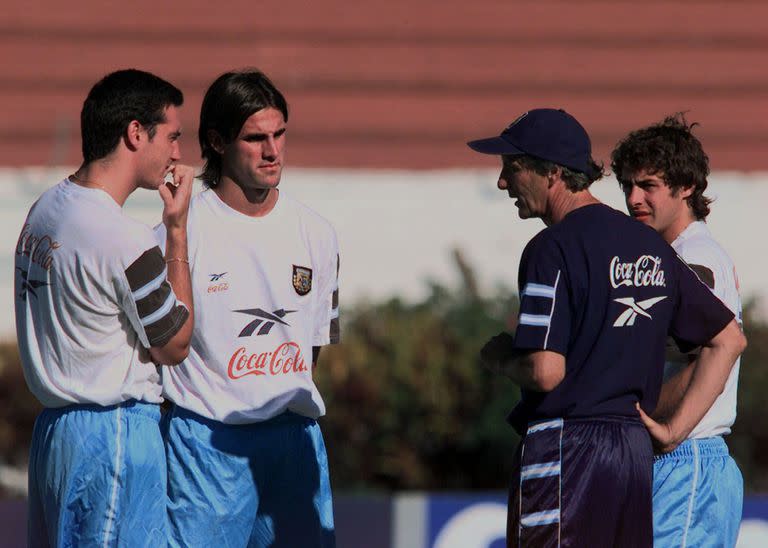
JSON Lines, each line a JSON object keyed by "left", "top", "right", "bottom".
{"left": 507, "top": 416, "right": 653, "bottom": 548}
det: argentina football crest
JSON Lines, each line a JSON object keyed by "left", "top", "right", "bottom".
{"left": 292, "top": 265, "right": 312, "bottom": 296}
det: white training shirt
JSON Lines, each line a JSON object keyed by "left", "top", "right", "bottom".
{"left": 156, "top": 188, "right": 340, "bottom": 424}
{"left": 14, "top": 178, "right": 189, "bottom": 408}
{"left": 666, "top": 221, "right": 742, "bottom": 438}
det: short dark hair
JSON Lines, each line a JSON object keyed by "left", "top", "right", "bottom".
{"left": 198, "top": 69, "right": 289, "bottom": 187}
{"left": 611, "top": 113, "right": 712, "bottom": 220}
{"left": 512, "top": 155, "right": 605, "bottom": 192}
{"left": 80, "top": 69, "right": 183, "bottom": 163}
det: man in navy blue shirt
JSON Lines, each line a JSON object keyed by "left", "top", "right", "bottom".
{"left": 467, "top": 109, "right": 746, "bottom": 548}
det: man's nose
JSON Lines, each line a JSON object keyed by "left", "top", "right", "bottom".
{"left": 263, "top": 136, "right": 278, "bottom": 159}
{"left": 171, "top": 141, "right": 181, "bottom": 162}
{"left": 627, "top": 185, "right": 643, "bottom": 205}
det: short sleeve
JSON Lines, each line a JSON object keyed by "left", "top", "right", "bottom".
{"left": 669, "top": 255, "right": 734, "bottom": 352}
{"left": 119, "top": 246, "right": 189, "bottom": 348}
{"left": 115, "top": 223, "right": 188, "bottom": 349}
{"left": 513, "top": 234, "right": 570, "bottom": 355}
{"left": 312, "top": 229, "right": 340, "bottom": 346}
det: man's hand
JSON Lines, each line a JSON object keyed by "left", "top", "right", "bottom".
{"left": 636, "top": 402, "right": 681, "bottom": 454}
{"left": 641, "top": 318, "right": 745, "bottom": 454}
{"left": 159, "top": 164, "right": 194, "bottom": 230}
{"left": 480, "top": 332, "right": 516, "bottom": 375}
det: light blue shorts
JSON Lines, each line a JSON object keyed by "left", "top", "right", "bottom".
{"left": 653, "top": 436, "right": 743, "bottom": 548}
{"left": 163, "top": 406, "right": 335, "bottom": 548}
{"left": 27, "top": 400, "right": 167, "bottom": 547}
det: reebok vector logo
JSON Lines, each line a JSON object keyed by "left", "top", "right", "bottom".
{"left": 613, "top": 296, "right": 667, "bottom": 327}
{"left": 16, "top": 267, "right": 49, "bottom": 301}
{"left": 235, "top": 308, "right": 297, "bottom": 337}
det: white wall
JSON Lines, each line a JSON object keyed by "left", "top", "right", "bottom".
{"left": 2, "top": 167, "right": 765, "bottom": 338}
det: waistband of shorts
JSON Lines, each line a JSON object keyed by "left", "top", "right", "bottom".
{"left": 45, "top": 399, "right": 161, "bottom": 421}
{"left": 525, "top": 414, "right": 642, "bottom": 435}
{"left": 170, "top": 404, "right": 313, "bottom": 428}
{"left": 653, "top": 436, "right": 729, "bottom": 462}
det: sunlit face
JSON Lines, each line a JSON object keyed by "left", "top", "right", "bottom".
{"left": 622, "top": 169, "right": 693, "bottom": 243}
{"left": 138, "top": 105, "right": 182, "bottom": 189}
{"left": 220, "top": 107, "right": 286, "bottom": 192}
{"left": 497, "top": 156, "right": 549, "bottom": 219}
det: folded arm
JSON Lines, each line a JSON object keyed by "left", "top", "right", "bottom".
{"left": 638, "top": 318, "right": 746, "bottom": 453}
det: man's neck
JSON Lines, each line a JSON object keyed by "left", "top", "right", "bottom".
{"left": 543, "top": 188, "right": 601, "bottom": 226}
{"left": 72, "top": 159, "right": 135, "bottom": 206}
{"left": 213, "top": 178, "right": 279, "bottom": 217}
{"left": 661, "top": 212, "right": 697, "bottom": 244}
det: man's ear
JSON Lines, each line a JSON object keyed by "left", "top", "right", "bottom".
{"left": 548, "top": 166, "right": 561, "bottom": 188}
{"left": 208, "top": 130, "right": 226, "bottom": 154}
{"left": 679, "top": 184, "right": 695, "bottom": 199}
{"left": 125, "top": 120, "right": 144, "bottom": 151}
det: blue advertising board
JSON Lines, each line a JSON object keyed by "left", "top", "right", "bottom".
{"left": 424, "top": 494, "right": 768, "bottom": 548}
{"left": 2, "top": 492, "right": 767, "bottom": 546}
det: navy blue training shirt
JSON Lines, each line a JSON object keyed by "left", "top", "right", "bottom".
{"left": 508, "top": 203, "right": 734, "bottom": 431}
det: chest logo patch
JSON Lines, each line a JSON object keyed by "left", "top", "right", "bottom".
{"left": 207, "top": 272, "right": 229, "bottom": 294}
{"left": 613, "top": 296, "right": 667, "bottom": 327}
{"left": 235, "top": 308, "right": 296, "bottom": 337}
{"left": 292, "top": 265, "right": 312, "bottom": 296}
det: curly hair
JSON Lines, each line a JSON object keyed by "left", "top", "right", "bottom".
{"left": 611, "top": 113, "right": 712, "bottom": 220}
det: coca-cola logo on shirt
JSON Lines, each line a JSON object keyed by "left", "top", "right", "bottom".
{"left": 207, "top": 272, "right": 229, "bottom": 294}
{"left": 16, "top": 223, "right": 61, "bottom": 271}
{"left": 227, "top": 341, "right": 308, "bottom": 380}
{"left": 609, "top": 255, "right": 666, "bottom": 288}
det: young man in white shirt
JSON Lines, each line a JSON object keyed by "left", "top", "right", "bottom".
{"left": 157, "top": 69, "right": 340, "bottom": 547}
{"left": 15, "top": 69, "right": 195, "bottom": 546}
{"left": 612, "top": 114, "right": 744, "bottom": 547}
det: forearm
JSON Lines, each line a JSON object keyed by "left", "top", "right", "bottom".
{"left": 499, "top": 350, "right": 544, "bottom": 391}
{"left": 148, "top": 164, "right": 195, "bottom": 365}
{"left": 480, "top": 333, "right": 565, "bottom": 392}
{"left": 149, "top": 226, "right": 194, "bottom": 364}
{"left": 639, "top": 319, "right": 746, "bottom": 454}
{"left": 165, "top": 226, "right": 193, "bottom": 330}
{"left": 652, "top": 360, "right": 694, "bottom": 421}
{"left": 663, "top": 344, "right": 738, "bottom": 445}
{"left": 498, "top": 349, "right": 564, "bottom": 392}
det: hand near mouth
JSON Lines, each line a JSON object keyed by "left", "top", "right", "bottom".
{"left": 164, "top": 170, "right": 181, "bottom": 191}
{"left": 160, "top": 164, "right": 195, "bottom": 231}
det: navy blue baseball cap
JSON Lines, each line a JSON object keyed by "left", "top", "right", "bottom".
{"left": 467, "top": 108, "right": 597, "bottom": 177}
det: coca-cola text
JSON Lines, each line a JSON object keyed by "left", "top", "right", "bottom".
{"left": 228, "top": 341, "right": 308, "bottom": 380}
{"left": 609, "top": 255, "right": 666, "bottom": 288}
{"left": 16, "top": 223, "right": 61, "bottom": 271}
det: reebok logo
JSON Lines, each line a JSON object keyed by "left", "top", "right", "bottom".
{"left": 207, "top": 272, "right": 229, "bottom": 294}
{"left": 16, "top": 267, "right": 49, "bottom": 301}
{"left": 613, "top": 296, "right": 667, "bottom": 327}
{"left": 235, "top": 308, "right": 297, "bottom": 337}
